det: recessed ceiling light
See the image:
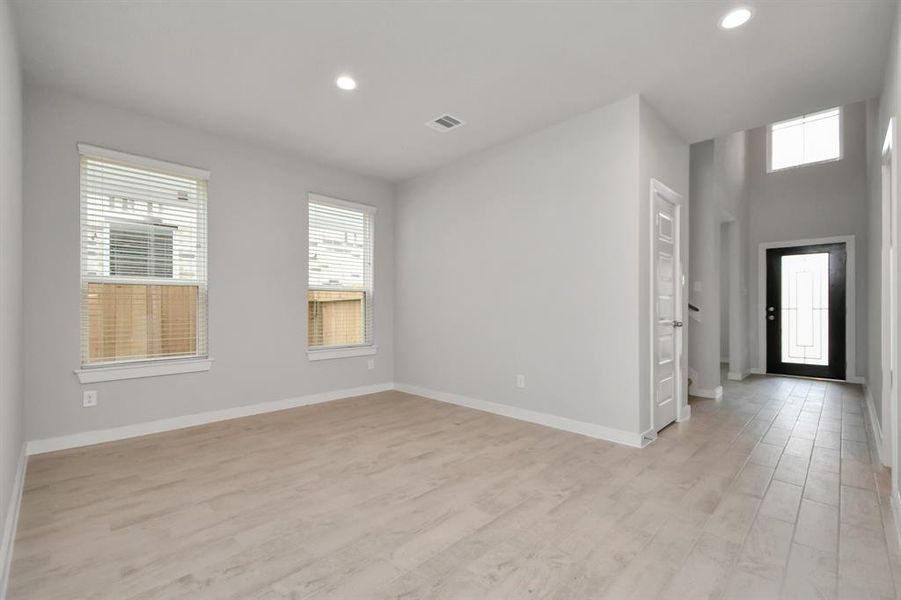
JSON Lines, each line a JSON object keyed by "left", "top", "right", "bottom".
{"left": 720, "top": 7, "right": 752, "bottom": 29}
{"left": 336, "top": 75, "right": 357, "bottom": 91}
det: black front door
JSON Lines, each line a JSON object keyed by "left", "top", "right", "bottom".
{"left": 766, "top": 243, "right": 847, "bottom": 380}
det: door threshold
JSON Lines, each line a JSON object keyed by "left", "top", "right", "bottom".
{"left": 759, "top": 372, "right": 851, "bottom": 384}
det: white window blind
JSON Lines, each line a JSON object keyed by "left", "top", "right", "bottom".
{"left": 769, "top": 107, "right": 841, "bottom": 172}
{"left": 79, "top": 144, "right": 209, "bottom": 366}
{"left": 308, "top": 194, "right": 375, "bottom": 349}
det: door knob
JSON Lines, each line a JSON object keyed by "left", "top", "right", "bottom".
{"left": 768, "top": 315, "right": 775, "bottom": 321}
{"left": 672, "top": 321, "right": 683, "bottom": 328}
{"left": 768, "top": 306, "right": 775, "bottom": 312}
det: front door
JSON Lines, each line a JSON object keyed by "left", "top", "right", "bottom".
{"left": 766, "top": 243, "right": 847, "bottom": 380}
{"left": 653, "top": 186, "right": 681, "bottom": 431}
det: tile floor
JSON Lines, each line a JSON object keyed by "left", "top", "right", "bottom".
{"left": 7, "top": 374, "right": 901, "bottom": 599}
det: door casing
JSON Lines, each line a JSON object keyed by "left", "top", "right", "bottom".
{"left": 648, "top": 179, "right": 688, "bottom": 440}
{"left": 765, "top": 243, "right": 847, "bottom": 380}
{"left": 881, "top": 117, "right": 898, "bottom": 476}
{"left": 756, "top": 235, "right": 856, "bottom": 382}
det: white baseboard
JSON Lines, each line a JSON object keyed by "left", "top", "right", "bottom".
{"left": 0, "top": 445, "right": 27, "bottom": 599}
{"left": 750, "top": 367, "right": 766, "bottom": 375}
{"left": 689, "top": 384, "right": 723, "bottom": 400}
{"left": 865, "top": 385, "right": 889, "bottom": 467}
{"left": 394, "top": 383, "right": 644, "bottom": 448}
{"left": 27, "top": 382, "right": 395, "bottom": 455}
{"left": 677, "top": 403, "right": 692, "bottom": 422}
{"left": 727, "top": 371, "right": 749, "bottom": 381}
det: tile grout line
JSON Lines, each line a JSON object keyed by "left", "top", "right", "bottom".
{"left": 718, "top": 377, "right": 806, "bottom": 599}
{"left": 777, "top": 378, "right": 821, "bottom": 600}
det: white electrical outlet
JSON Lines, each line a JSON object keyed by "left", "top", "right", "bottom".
{"left": 83, "top": 390, "right": 98, "bottom": 408}
{"left": 367, "top": 359, "right": 375, "bottom": 370}
{"left": 515, "top": 374, "right": 526, "bottom": 389}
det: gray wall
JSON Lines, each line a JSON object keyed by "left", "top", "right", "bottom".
{"left": 721, "top": 131, "right": 751, "bottom": 381}
{"left": 688, "top": 131, "right": 750, "bottom": 392}
{"left": 865, "top": 2, "right": 900, "bottom": 479}
{"left": 637, "top": 98, "right": 690, "bottom": 433}
{"left": 867, "top": 4, "right": 900, "bottom": 432}
{"left": 395, "top": 95, "right": 688, "bottom": 438}
{"left": 23, "top": 86, "right": 395, "bottom": 441}
{"left": 721, "top": 223, "right": 730, "bottom": 361}
{"left": 396, "top": 97, "right": 642, "bottom": 435}
{"left": 688, "top": 140, "right": 717, "bottom": 391}
{"left": 0, "top": 0, "right": 24, "bottom": 574}
{"left": 747, "top": 102, "right": 870, "bottom": 381}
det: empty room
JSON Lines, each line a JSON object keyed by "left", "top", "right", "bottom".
{"left": 2, "top": 1, "right": 901, "bottom": 598}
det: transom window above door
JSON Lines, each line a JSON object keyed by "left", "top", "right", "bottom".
{"left": 768, "top": 107, "right": 842, "bottom": 172}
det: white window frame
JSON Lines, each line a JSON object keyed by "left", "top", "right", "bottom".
{"left": 767, "top": 106, "right": 843, "bottom": 173}
{"left": 306, "top": 192, "right": 377, "bottom": 361}
{"left": 74, "top": 144, "right": 212, "bottom": 383}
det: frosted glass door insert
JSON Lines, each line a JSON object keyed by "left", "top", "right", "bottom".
{"left": 780, "top": 253, "right": 829, "bottom": 366}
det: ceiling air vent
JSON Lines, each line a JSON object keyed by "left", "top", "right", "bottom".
{"left": 426, "top": 114, "right": 465, "bottom": 132}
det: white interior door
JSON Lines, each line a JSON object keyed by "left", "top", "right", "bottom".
{"left": 653, "top": 186, "right": 682, "bottom": 431}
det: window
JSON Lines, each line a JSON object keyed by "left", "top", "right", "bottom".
{"left": 781, "top": 252, "right": 829, "bottom": 366}
{"left": 768, "top": 107, "right": 842, "bottom": 172}
{"left": 308, "top": 194, "right": 375, "bottom": 354}
{"left": 79, "top": 145, "right": 209, "bottom": 367}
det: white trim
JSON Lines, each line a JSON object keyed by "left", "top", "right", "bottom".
{"left": 727, "top": 371, "right": 749, "bottom": 381}
{"left": 75, "top": 358, "right": 212, "bottom": 383}
{"left": 750, "top": 367, "right": 766, "bottom": 375}
{"left": 676, "top": 404, "right": 692, "bottom": 422}
{"left": 846, "top": 375, "right": 866, "bottom": 385}
{"left": 767, "top": 155, "right": 842, "bottom": 175}
{"left": 641, "top": 428, "right": 658, "bottom": 447}
{"left": 76, "top": 143, "right": 210, "bottom": 180}
{"left": 0, "top": 446, "right": 27, "bottom": 599}
{"left": 395, "top": 383, "right": 645, "bottom": 448}
{"left": 865, "top": 385, "right": 888, "bottom": 466}
{"left": 689, "top": 384, "right": 723, "bottom": 400}
{"left": 308, "top": 192, "right": 377, "bottom": 215}
{"left": 756, "top": 235, "right": 856, "bottom": 381}
{"left": 27, "top": 382, "right": 394, "bottom": 455}
{"left": 881, "top": 117, "right": 900, "bottom": 503}
{"left": 307, "top": 345, "right": 377, "bottom": 361}
{"left": 648, "top": 179, "right": 688, "bottom": 431}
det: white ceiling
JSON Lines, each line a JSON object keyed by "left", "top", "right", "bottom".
{"left": 12, "top": 0, "right": 896, "bottom": 182}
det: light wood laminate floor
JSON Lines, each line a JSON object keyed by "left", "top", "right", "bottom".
{"left": 8, "top": 376, "right": 901, "bottom": 599}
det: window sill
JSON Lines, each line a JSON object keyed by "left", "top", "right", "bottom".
{"left": 307, "top": 345, "right": 377, "bottom": 361}
{"left": 767, "top": 156, "right": 842, "bottom": 174}
{"left": 75, "top": 358, "right": 213, "bottom": 383}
